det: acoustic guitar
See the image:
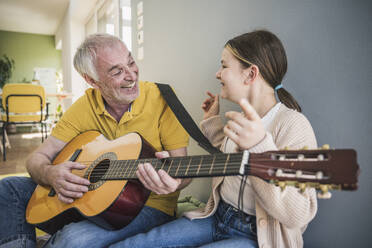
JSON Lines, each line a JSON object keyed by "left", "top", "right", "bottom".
{"left": 26, "top": 131, "right": 359, "bottom": 234}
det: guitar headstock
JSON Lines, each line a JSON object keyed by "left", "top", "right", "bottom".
{"left": 249, "top": 147, "right": 360, "bottom": 199}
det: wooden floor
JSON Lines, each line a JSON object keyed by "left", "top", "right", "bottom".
{"left": 0, "top": 132, "right": 44, "bottom": 175}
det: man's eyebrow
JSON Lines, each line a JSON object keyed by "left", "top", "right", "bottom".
{"left": 108, "top": 53, "right": 132, "bottom": 72}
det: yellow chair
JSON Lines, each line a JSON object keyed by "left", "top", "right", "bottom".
{"left": 1, "top": 83, "right": 49, "bottom": 161}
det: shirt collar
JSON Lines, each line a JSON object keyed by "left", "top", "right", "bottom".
{"left": 261, "top": 102, "right": 281, "bottom": 129}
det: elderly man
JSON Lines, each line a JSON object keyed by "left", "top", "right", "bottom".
{"left": 0, "top": 33, "right": 190, "bottom": 248}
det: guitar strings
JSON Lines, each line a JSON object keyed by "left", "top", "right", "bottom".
{"left": 73, "top": 150, "right": 311, "bottom": 165}
{"left": 78, "top": 158, "right": 244, "bottom": 173}
{"left": 87, "top": 167, "right": 278, "bottom": 182}
{"left": 63, "top": 152, "right": 319, "bottom": 181}
{"left": 80, "top": 159, "right": 242, "bottom": 173}
{"left": 81, "top": 161, "right": 311, "bottom": 181}
{"left": 74, "top": 156, "right": 294, "bottom": 164}
{"left": 73, "top": 159, "right": 312, "bottom": 175}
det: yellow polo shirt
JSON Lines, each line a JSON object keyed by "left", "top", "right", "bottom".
{"left": 51, "top": 81, "right": 189, "bottom": 215}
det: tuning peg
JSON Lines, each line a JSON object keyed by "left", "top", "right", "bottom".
{"left": 317, "top": 154, "right": 325, "bottom": 161}
{"left": 295, "top": 170, "right": 303, "bottom": 177}
{"left": 317, "top": 191, "right": 332, "bottom": 199}
{"left": 278, "top": 181, "right": 287, "bottom": 191}
{"left": 275, "top": 169, "right": 283, "bottom": 177}
{"left": 316, "top": 171, "right": 324, "bottom": 180}
{"left": 321, "top": 144, "right": 330, "bottom": 150}
{"left": 297, "top": 182, "right": 307, "bottom": 193}
{"left": 317, "top": 184, "right": 332, "bottom": 199}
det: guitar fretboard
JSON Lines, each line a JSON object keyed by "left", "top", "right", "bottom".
{"left": 89, "top": 153, "right": 247, "bottom": 181}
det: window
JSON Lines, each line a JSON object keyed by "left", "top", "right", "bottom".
{"left": 119, "top": 0, "right": 132, "bottom": 51}
{"left": 97, "top": 0, "right": 116, "bottom": 35}
{"left": 85, "top": 0, "right": 132, "bottom": 50}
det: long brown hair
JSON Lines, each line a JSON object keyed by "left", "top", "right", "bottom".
{"left": 225, "top": 30, "right": 301, "bottom": 112}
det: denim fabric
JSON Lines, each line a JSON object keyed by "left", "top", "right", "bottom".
{"left": 0, "top": 176, "right": 175, "bottom": 248}
{"left": 113, "top": 200, "right": 258, "bottom": 248}
{"left": 0, "top": 177, "right": 37, "bottom": 248}
{"left": 43, "top": 206, "right": 174, "bottom": 248}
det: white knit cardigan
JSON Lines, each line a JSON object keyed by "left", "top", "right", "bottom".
{"left": 184, "top": 104, "right": 318, "bottom": 248}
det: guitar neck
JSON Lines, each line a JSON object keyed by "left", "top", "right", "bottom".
{"left": 87, "top": 148, "right": 359, "bottom": 193}
{"left": 95, "top": 152, "right": 248, "bottom": 181}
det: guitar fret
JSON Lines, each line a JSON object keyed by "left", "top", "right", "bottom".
{"left": 159, "top": 159, "right": 165, "bottom": 170}
{"left": 197, "top": 156, "right": 203, "bottom": 175}
{"left": 198, "top": 155, "right": 213, "bottom": 176}
{"left": 122, "top": 159, "right": 130, "bottom": 178}
{"left": 184, "top": 157, "right": 192, "bottom": 176}
{"left": 161, "top": 158, "right": 169, "bottom": 172}
{"left": 223, "top": 154, "right": 230, "bottom": 174}
{"left": 153, "top": 159, "right": 162, "bottom": 171}
{"left": 115, "top": 160, "right": 122, "bottom": 179}
{"left": 209, "top": 155, "right": 216, "bottom": 175}
{"left": 174, "top": 157, "right": 182, "bottom": 177}
{"left": 150, "top": 158, "right": 158, "bottom": 171}
{"left": 128, "top": 160, "right": 136, "bottom": 179}
{"left": 118, "top": 161, "right": 124, "bottom": 178}
{"left": 174, "top": 157, "right": 183, "bottom": 176}
{"left": 191, "top": 156, "right": 202, "bottom": 176}
{"left": 213, "top": 153, "right": 227, "bottom": 175}
{"left": 167, "top": 159, "right": 173, "bottom": 173}
{"left": 132, "top": 160, "right": 140, "bottom": 179}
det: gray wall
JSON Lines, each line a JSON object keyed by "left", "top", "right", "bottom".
{"left": 131, "top": 0, "right": 372, "bottom": 247}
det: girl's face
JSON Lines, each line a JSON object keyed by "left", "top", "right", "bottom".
{"left": 216, "top": 48, "right": 248, "bottom": 104}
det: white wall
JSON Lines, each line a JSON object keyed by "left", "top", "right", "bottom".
{"left": 130, "top": 0, "right": 372, "bottom": 247}
{"left": 55, "top": 0, "right": 97, "bottom": 108}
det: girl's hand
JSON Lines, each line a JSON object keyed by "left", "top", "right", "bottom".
{"left": 224, "top": 99, "right": 266, "bottom": 150}
{"left": 201, "top": 91, "right": 219, "bottom": 120}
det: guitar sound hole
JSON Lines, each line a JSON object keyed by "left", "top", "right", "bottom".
{"left": 90, "top": 159, "right": 111, "bottom": 183}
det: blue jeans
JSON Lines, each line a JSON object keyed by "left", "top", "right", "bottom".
{"left": 0, "top": 176, "right": 175, "bottom": 248}
{"left": 0, "top": 177, "right": 37, "bottom": 248}
{"left": 112, "top": 200, "right": 258, "bottom": 248}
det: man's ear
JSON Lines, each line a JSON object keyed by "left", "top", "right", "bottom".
{"left": 83, "top": 74, "right": 98, "bottom": 88}
{"left": 243, "top": 65, "right": 259, "bottom": 85}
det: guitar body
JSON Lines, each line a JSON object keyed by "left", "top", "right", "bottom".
{"left": 26, "top": 131, "right": 155, "bottom": 234}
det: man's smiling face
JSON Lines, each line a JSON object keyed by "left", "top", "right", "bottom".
{"left": 94, "top": 42, "right": 139, "bottom": 105}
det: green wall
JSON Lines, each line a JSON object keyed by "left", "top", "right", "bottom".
{"left": 0, "top": 30, "right": 61, "bottom": 84}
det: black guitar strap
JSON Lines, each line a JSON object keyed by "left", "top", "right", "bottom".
{"left": 156, "top": 83, "right": 221, "bottom": 154}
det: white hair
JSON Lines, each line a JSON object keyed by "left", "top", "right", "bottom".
{"left": 73, "top": 33, "right": 125, "bottom": 81}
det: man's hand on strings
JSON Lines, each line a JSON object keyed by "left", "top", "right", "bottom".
{"left": 136, "top": 151, "right": 183, "bottom": 195}
{"left": 47, "top": 161, "right": 90, "bottom": 204}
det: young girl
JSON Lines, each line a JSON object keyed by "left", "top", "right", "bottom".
{"left": 114, "top": 30, "right": 318, "bottom": 248}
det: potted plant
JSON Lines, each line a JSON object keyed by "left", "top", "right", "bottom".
{"left": 0, "top": 55, "right": 16, "bottom": 133}
{"left": 0, "top": 54, "right": 15, "bottom": 89}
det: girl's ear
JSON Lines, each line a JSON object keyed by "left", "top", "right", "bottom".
{"left": 84, "top": 74, "right": 99, "bottom": 88}
{"left": 243, "top": 65, "right": 259, "bottom": 85}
